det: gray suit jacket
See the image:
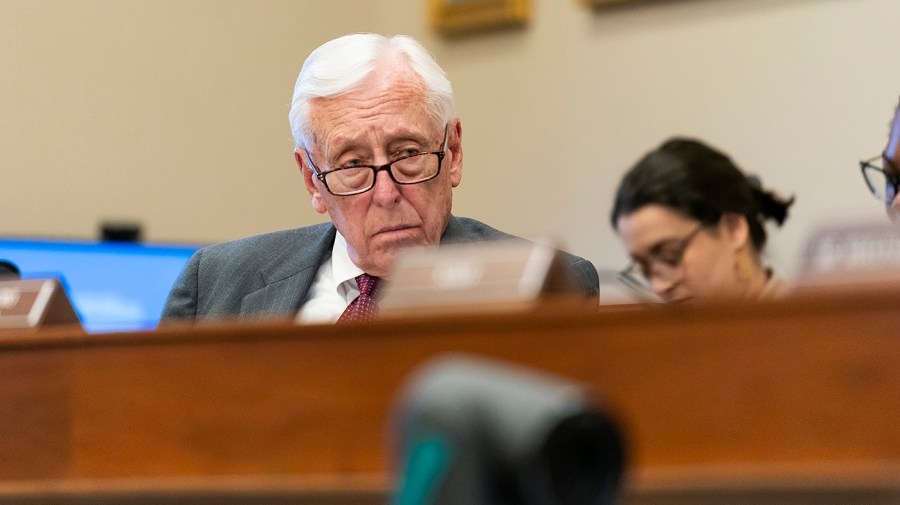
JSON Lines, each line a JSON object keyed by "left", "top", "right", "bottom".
{"left": 161, "top": 216, "right": 599, "bottom": 321}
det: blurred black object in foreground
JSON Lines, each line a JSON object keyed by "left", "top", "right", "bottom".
{"left": 390, "top": 354, "right": 625, "bottom": 505}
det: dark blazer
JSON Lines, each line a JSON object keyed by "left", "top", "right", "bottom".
{"left": 161, "top": 216, "right": 599, "bottom": 321}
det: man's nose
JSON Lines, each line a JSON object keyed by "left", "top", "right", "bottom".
{"left": 371, "top": 167, "right": 401, "bottom": 203}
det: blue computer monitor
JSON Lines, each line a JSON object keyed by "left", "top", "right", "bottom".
{"left": 0, "top": 237, "right": 201, "bottom": 333}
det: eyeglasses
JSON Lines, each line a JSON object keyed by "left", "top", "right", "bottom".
{"left": 305, "top": 125, "right": 449, "bottom": 196}
{"left": 619, "top": 224, "right": 706, "bottom": 286}
{"left": 860, "top": 154, "right": 900, "bottom": 203}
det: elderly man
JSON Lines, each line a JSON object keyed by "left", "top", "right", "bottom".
{"left": 162, "top": 33, "right": 599, "bottom": 323}
{"left": 860, "top": 96, "right": 900, "bottom": 222}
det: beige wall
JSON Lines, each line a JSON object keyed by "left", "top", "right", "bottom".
{"left": 2, "top": 0, "right": 898, "bottom": 278}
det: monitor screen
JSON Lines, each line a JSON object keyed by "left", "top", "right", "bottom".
{"left": 0, "top": 237, "right": 201, "bottom": 333}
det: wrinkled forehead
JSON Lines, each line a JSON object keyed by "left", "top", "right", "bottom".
{"left": 307, "top": 71, "right": 437, "bottom": 145}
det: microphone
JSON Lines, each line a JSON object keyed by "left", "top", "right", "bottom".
{"left": 389, "top": 354, "right": 625, "bottom": 505}
{"left": 0, "top": 260, "right": 20, "bottom": 280}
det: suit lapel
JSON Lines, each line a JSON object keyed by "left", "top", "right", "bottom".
{"left": 239, "top": 224, "right": 336, "bottom": 317}
{"left": 239, "top": 272, "right": 314, "bottom": 316}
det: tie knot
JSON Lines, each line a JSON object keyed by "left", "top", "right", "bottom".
{"left": 337, "top": 274, "right": 382, "bottom": 324}
{"left": 356, "top": 273, "right": 380, "bottom": 297}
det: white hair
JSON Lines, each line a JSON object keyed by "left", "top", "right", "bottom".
{"left": 289, "top": 33, "right": 455, "bottom": 150}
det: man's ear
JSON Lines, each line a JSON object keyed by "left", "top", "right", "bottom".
{"left": 720, "top": 212, "right": 751, "bottom": 252}
{"left": 295, "top": 149, "right": 328, "bottom": 215}
{"left": 447, "top": 118, "right": 463, "bottom": 188}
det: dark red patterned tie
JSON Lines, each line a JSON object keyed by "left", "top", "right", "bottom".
{"left": 337, "top": 274, "right": 381, "bottom": 323}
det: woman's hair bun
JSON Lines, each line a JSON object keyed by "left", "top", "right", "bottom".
{"left": 748, "top": 177, "right": 794, "bottom": 226}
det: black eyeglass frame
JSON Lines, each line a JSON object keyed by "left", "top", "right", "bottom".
{"left": 859, "top": 153, "right": 900, "bottom": 202}
{"left": 304, "top": 125, "right": 450, "bottom": 197}
{"left": 618, "top": 223, "right": 709, "bottom": 286}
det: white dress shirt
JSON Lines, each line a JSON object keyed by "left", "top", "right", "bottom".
{"left": 295, "top": 232, "right": 365, "bottom": 324}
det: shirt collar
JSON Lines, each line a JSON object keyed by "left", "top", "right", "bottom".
{"left": 331, "top": 231, "right": 365, "bottom": 291}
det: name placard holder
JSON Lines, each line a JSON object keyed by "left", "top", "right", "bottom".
{"left": 0, "top": 278, "right": 81, "bottom": 331}
{"left": 379, "top": 239, "right": 583, "bottom": 317}
{"left": 796, "top": 221, "right": 900, "bottom": 288}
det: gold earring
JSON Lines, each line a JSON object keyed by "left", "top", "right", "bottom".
{"left": 734, "top": 251, "right": 753, "bottom": 283}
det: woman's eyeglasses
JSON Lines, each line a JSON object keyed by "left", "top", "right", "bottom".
{"left": 619, "top": 225, "right": 707, "bottom": 285}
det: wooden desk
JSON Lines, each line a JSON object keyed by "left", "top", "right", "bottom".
{"left": 0, "top": 285, "right": 898, "bottom": 504}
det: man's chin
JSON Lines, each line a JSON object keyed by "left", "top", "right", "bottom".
{"left": 368, "top": 234, "right": 431, "bottom": 277}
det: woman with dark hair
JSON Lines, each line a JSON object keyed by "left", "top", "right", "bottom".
{"left": 610, "top": 138, "right": 794, "bottom": 304}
